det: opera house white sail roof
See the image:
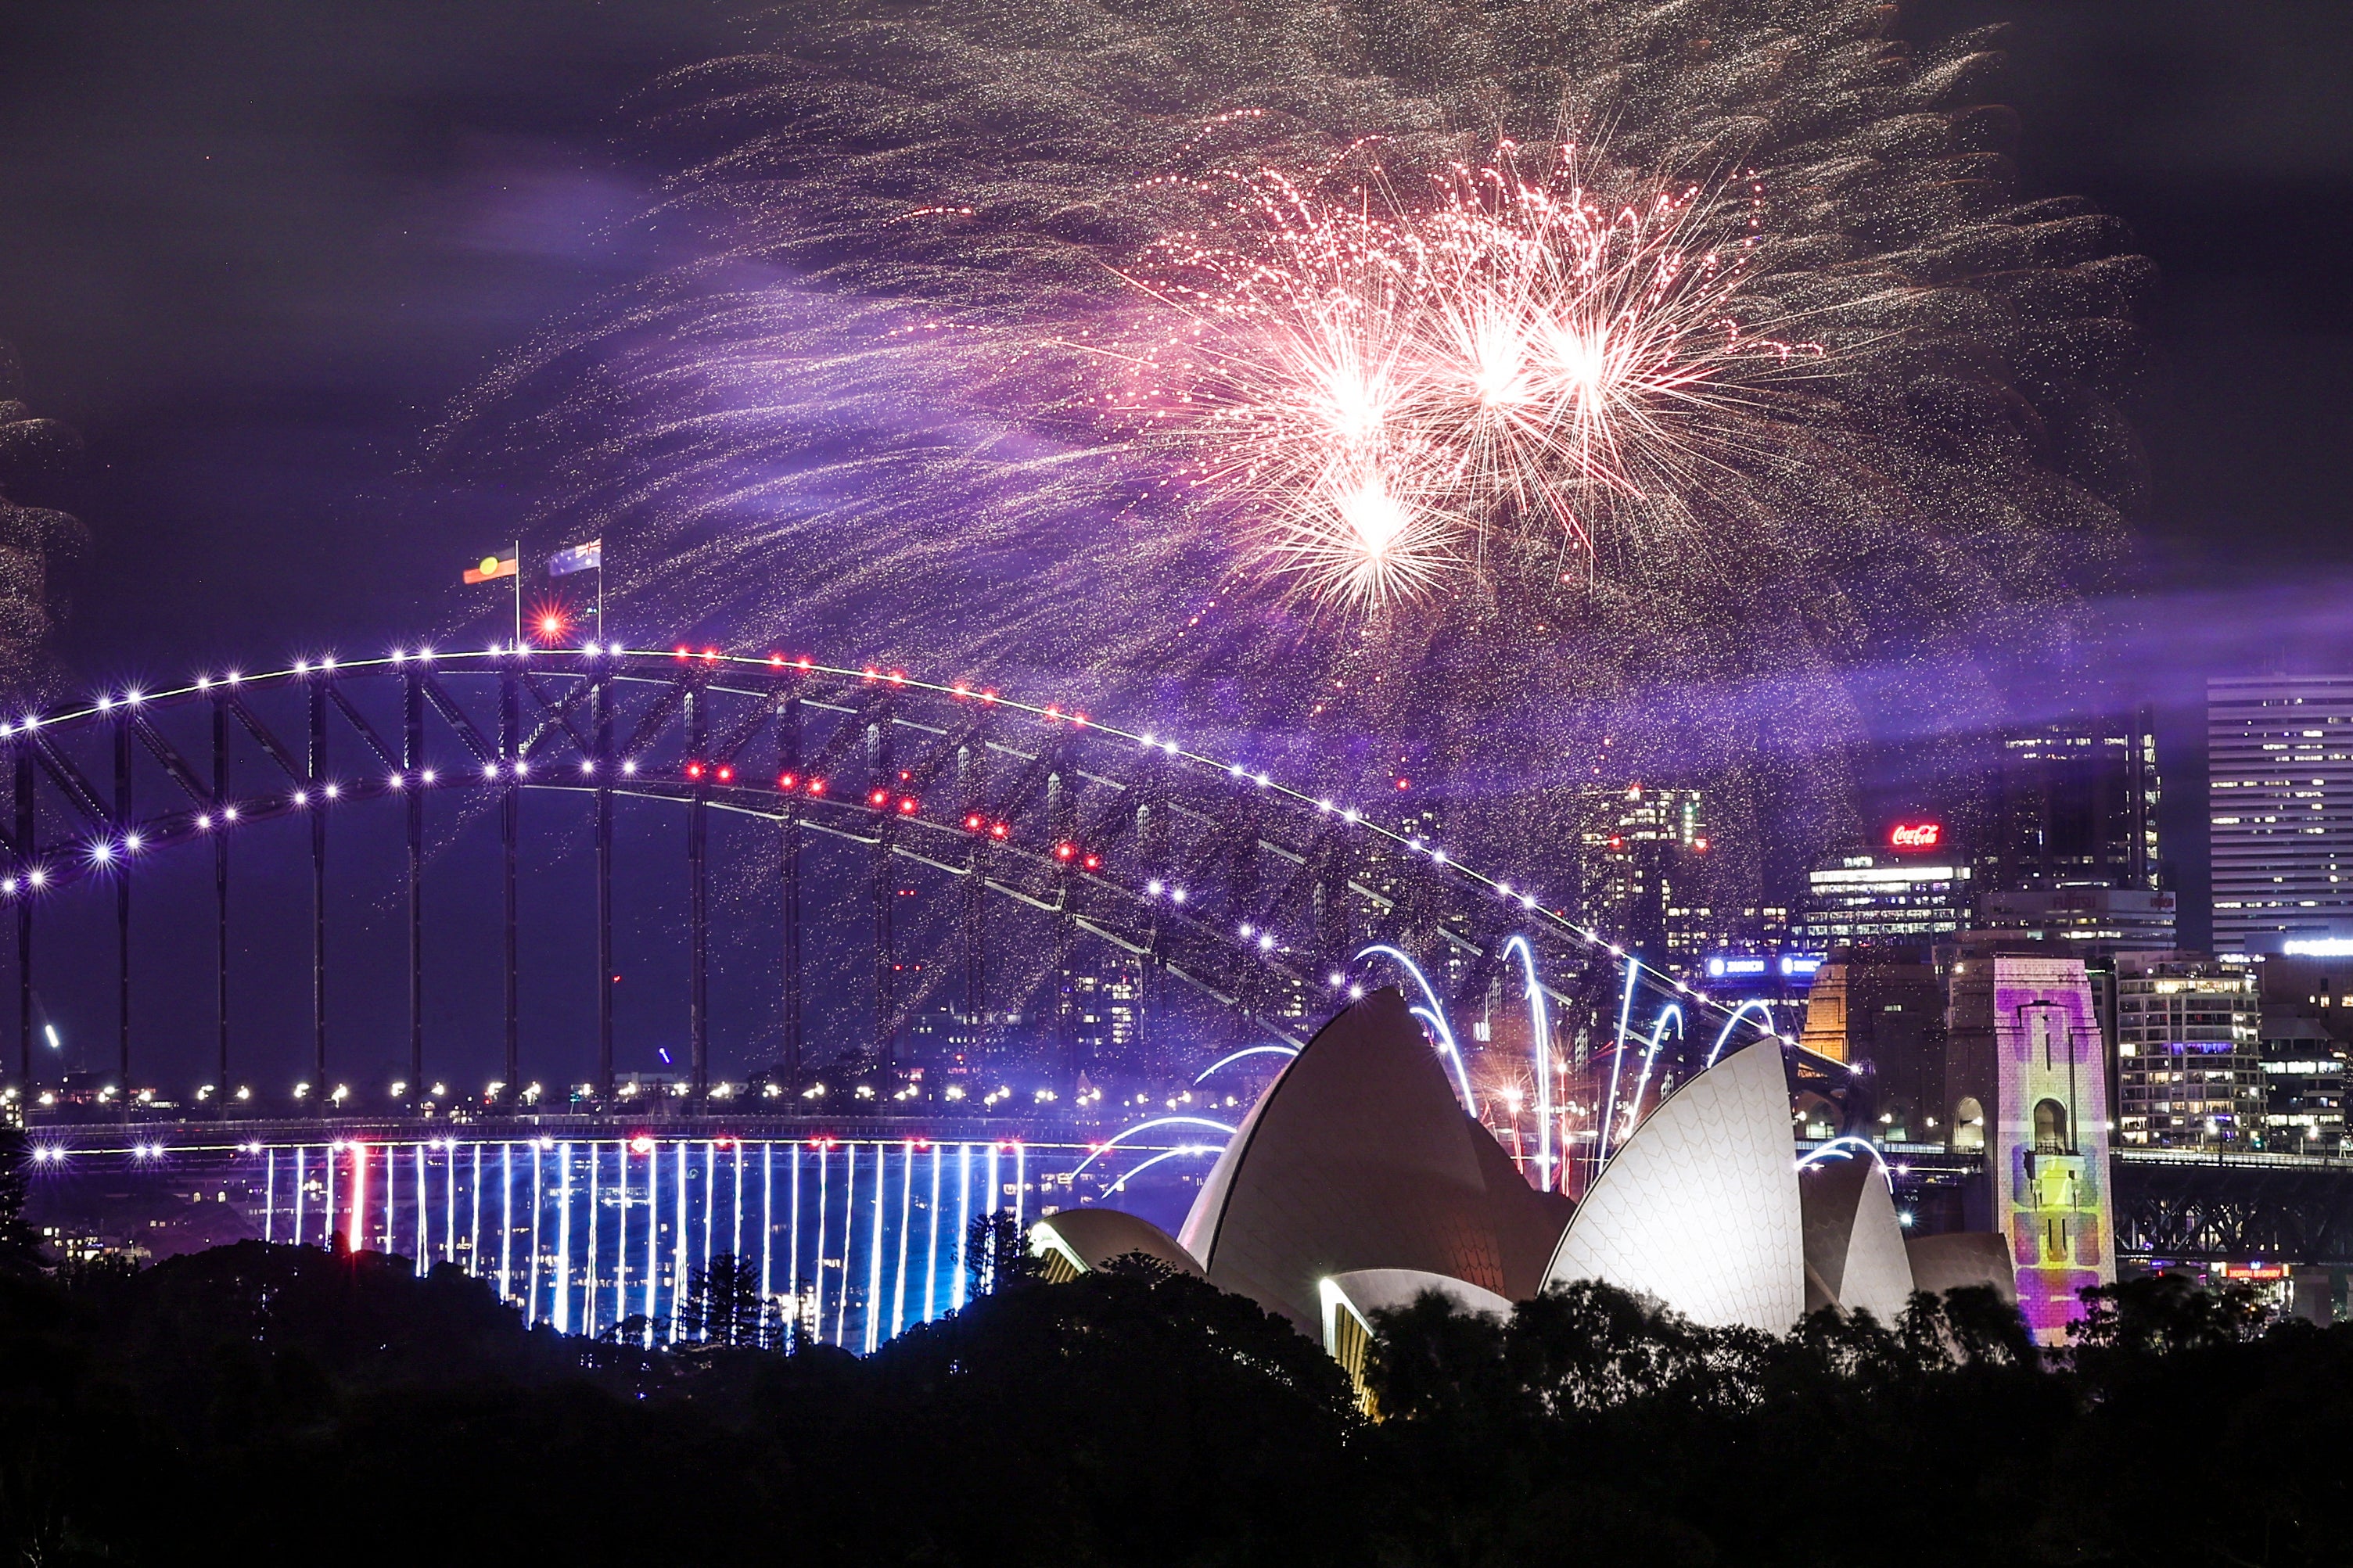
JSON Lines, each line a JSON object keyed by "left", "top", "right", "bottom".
{"left": 1544, "top": 1038, "right": 1807, "bottom": 1331}
{"left": 1177, "top": 987, "right": 1572, "bottom": 1330}
{"left": 1800, "top": 1151, "right": 1917, "bottom": 1323}
{"left": 1033, "top": 986, "right": 2003, "bottom": 1351}
{"left": 1030, "top": 1207, "right": 1201, "bottom": 1283}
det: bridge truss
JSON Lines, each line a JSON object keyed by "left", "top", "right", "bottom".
{"left": 2, "top": 642, "right": 1800, "bottom": 1191}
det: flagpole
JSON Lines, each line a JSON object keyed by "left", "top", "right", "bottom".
{"left": 513, "top": 539, "right": 523, "bottom": 649}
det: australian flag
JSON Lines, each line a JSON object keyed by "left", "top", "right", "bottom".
{"left": 548, "top": 539, "right": 602, "bottom": 577}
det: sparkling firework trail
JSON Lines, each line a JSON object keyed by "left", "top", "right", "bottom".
{"left": 440, "top": 0, "right": 2151, "bottom": 949}
{"left": 1102, "top": 145, "right": 1829, "bottom": 609}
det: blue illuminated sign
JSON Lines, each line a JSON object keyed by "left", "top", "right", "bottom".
{"left": 1704, "top": 952, "right": 1823, "bottom": 983}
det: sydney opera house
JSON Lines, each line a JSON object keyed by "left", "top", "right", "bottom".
{"left": 1032, "top": 989, "right": 2017, "bottom": 1374}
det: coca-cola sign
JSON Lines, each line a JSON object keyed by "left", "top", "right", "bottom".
{"left": 1888, "top": 821, "right": 1943, "bottom": 851}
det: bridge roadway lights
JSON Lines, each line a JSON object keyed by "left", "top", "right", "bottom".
{"left": 0, "top": 642, "right": 1792, "bottom": 1146}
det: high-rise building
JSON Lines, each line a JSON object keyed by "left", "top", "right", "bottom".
{"left": 2111, "top": 953, "right": 2265, "bottom": 1150}
{"left": 1971, "top": 888, "right": 2178, "bottom": 956}
{"left": 1795, "top": 842, "right": 1973, "bottom": 949}
{"left": 2254, "top": 953, "right": 2353, "bottom": 1154}
{"left": 2208, "top": 676, "right": 2353, "bottom": 954}
{"left": 1576, "top": 784, "right": 1707, "bottom": 961}
{"left": 2258, "top": 951, "right": 2353, "bottom": 1048}
{"left": 1665, "top": 902, "right": 1794, "bottom": 976}
{"left": 2257, "top": 1019, "right": 2348, "bottom": 1155}
{"left": 1981, "top": 713, "right": 2160, "bottom": 893}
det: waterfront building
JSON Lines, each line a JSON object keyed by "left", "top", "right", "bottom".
{"left": 2112, "top": 953, "right": 2265, "bottom": 1150}
{"left": 1047, "top": 987, "right": 2024, "bottom": 1381}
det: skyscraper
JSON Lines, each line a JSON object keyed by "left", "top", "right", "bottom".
{"left": 1575, "top": 784, "right": 1706, "bottom": 962}
{"left": 2209, "top": 676, "right": 2353, "bottom": 954}
{"left": 1981, "top": 712, "right": 2160, "bottom": 893}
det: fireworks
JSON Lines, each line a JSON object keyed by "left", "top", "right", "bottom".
{"left": 437, "top": 0, "right": 2150, "bottom": 936}
{"left": 1104, "top": 149, "right": 1827, "bottom": 608}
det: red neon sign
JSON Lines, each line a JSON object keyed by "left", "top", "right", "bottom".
{"left": 1888, "top": 821, "right": 1943, "bottom": 851}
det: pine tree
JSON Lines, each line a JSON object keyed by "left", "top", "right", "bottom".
{"left": 682, "top": 1253, "right": 775, "bottom": 1347}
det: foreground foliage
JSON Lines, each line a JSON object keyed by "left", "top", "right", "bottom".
{"left": 0, "top": 1240, "right": 2344, "bottom": 1566}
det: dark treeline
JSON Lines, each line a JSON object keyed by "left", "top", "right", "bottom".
{"left": 0, "top": 1221, "right": 2346, "bottom": 1564}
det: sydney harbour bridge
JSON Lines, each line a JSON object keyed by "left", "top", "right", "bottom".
{"left": 7, "top": 640, "right": 2351, "bottom": 1348}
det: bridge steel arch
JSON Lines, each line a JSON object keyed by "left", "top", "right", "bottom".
{"left": 0, "top": 643, "right": 1797, "bottom": 1180}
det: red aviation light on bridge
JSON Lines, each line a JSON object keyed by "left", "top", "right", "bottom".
{"left": 629, "top": 1134, "right": 655, "bottom": 1154}
{"left": 674, "top": 645, "right": 690, "bottom": 661}
{"left": 702, "top": 648, "right": 719, "bottom": 663}
{"left": 807, "top": 778, "right": 825, "bottom": 796}
{"left": 715, "top": 766, "right": 734, "bottom": 784}
{"left": 889, "top": 670, "right": 906, "bottom": 686}
{"left": 964, "top": 813, "right": 985, "bottom": 831}
{"left": 989, "top": 821, "right": 1009, "bottom": 839}
{"left": 1083, "top": 853, "right": 1101, "bottom": 870}
{"left": 1889, "top": 821, "right": 1944, "bottom": 852}
{"left": 778, "top": 773, "right": 799, "bottom": 791}
{"left": 870, "top": 788, "right": 890, "bottom": 807}
{"left": 896, "top": 796, "right": 918, "bottom": 815}
{"left": 981, "top": 689, "right": 998, "bottom": 705}
{"left": 1054, "top": 841, "right": 1076, "bottom": 861}
{"left": 685, "top": 762, "right": 705, "bottom": 780}
{"left": 862, "top": 666, "right": 880, "bottom": 682}
{"left": 768, "top": 653, "right": 785, "bottom": 668}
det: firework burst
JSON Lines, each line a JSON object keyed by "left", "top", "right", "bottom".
{"left": 439, "top": 0, "right": 2151, "bottom": 920}
{"left": 1103, "top": 145, "right": 1829, "bottom": 609}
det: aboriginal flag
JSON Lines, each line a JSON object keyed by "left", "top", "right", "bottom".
{"left": 463, "top": 547, "right": 519, "bottom": 584}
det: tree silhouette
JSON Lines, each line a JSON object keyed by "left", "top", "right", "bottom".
{"left": 0, "top": 1128, "right": 44, "bottom": 1278}
{"left": 962, "top": 1210, "right": 1038, "bottom": 1299}
{"left": 681, "top": 1253, "right": 776, "bottom": 1347}
{"left": 0, "top": 1232, "right": 2344, "bottom": 1566}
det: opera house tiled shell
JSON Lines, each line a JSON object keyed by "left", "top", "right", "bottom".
{"left": 1033, "top": 987, "right": 2003, "bottom": 1349}
{"left": 1543, "top": 1039, "right": 1808, "bottom": 1331}
{"left": 1176, "top": 987, "right": 1574, "bottom": 1330}
{"left": 1904, "top": 1231, "right": 2018, "bottom": 1304}
{"left": 1800, "top": 1154, "right": 1918, "bottom": 1322}
{"left": 1029, "top": 1207, "right": 1202, "bottom": 1283}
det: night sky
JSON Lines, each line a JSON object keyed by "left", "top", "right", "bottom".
{"left": 0, "top": 2, "right": 2348, "bottom": 1078}
{"left": 7, "top": 4, "right": 2350, "bottom": 658}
